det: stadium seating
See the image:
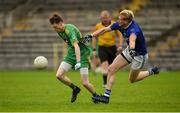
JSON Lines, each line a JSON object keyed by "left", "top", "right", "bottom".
{"left": 0, "top": 0, "right": 180, "bottom": 70}
{"left": 135, "top": 0, "right": 180, "bottom": 43}
{"left": 0, "top": 0, "right": 129, "bottom": 70}
{"left": 0, "top": 0, "right": 26, "bottom": 13}
{"left": 149, "top": 27, "right": 180, "bottom": 70}
{"left": 134, "top": 0, "right": 180, "bottom": 70}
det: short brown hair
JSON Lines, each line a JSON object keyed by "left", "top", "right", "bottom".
{"left": 49, "top": 13, "right": 63, "bottom": 24}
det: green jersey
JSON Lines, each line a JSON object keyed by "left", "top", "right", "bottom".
{"left": 58, "top": 24, "right": 82, "bottom": 47}
{"left": 57, "top": 24, "right": 90, "bottom": 68}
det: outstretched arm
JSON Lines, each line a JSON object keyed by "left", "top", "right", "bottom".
{"left": 82, "top": 26, "right": 112, "bottom": 44}
{"left": 92, "top": 26, "right": 112, "bottom": 37}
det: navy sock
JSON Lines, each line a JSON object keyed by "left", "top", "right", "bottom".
{"left": 104, "top": 89, "right": 111, "bottom": 98}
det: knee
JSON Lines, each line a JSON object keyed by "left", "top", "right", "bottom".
{"left": 108, "top": 65, "right": 115, "bottom": 75}
{"left": 128, "top": 70, "right": 140, "bottom": 83}
{"left": 56, "top": 73, "right": 64, "bottom": 80}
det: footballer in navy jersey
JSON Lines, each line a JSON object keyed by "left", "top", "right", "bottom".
{"left": 84, "top": 9, "right": 159, "bottom": 104}
{"left": 110, "top": 21, "right": 147, "bottom": 55}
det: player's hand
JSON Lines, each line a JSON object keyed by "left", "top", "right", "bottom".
{"left": 82, "top": 34, "right": 93, "bottom": 45}
{"left": 129, "top": 48, "right": 138, "bottom": 58}
{"left": 75, "top": 61, "right": 81, "bottom": 70}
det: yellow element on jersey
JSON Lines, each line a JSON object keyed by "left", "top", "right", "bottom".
{"left": 65, "top": 29, "right": 69, "bottom": 34}
{"left": 95, "top": 22, "right": 118, "bottom": 46}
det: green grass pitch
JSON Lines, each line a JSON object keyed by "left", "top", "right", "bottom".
{"left": 0, "top": 70, "right": 180, "bottom": 112}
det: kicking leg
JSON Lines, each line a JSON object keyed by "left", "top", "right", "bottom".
{"left": 129, "top": 53, "right": 159, "bottom": 83}
{"left": 129, "top": 67, "right": 159, "bottom": 83}
{"left": 56, "top": 61, "right": 81, "bottom": 103}
{"left": 56, "top": 61, "right": 74, "bottom": 87}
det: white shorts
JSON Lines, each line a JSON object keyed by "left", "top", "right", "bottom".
{"left": 59, "top": 61, "right": 89, "bottom": 75}
{"left": 121, "top": 47, "right": 148, "bottom": 70}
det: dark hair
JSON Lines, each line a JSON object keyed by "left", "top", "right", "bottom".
{"left": 49, "top": 13, "right": 63, "bottom": 24}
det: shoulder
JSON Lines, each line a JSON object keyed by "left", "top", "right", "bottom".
{"left": 130, "top": 21, "right": 140, "bottom": 31}
{"left": 65, "top": 24, "right": 79, "bottom": 33}
{"left": 128, "top": 21, "right": 142, "bottom": 36}
{"left": 110, "top": 22, "right": 120, "bottom": 30}
{"left": 66, "top": 24, "right": 76, "bottom": 29}
{"left": 95, "top": 22, "right": 102, "bottom": 28}
{"left": 96, "top": 22, "right": 102, "bottom": 26}
{"left": 111, "top": 20, "right": 115, "bottom": 25}
{"left": 131, "top": 21, "right": 140, "bottom": 29}
{"left": 112, "top": 22, "right": 119, "bottom": 26}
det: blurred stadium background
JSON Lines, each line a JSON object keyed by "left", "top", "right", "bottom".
{"left": 0, "top": 0, "right": 180, "bottom": 70}
{"left": 0, "top": 0, "right": 180, "bottom": 112}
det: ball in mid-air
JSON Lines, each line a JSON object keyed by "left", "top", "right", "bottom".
{"left": 34, "top": 56, "right": 48, "bottom": 69}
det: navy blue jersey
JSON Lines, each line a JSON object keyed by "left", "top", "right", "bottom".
{"left": 110, "top": 21, "right": 147, "bottom": 55}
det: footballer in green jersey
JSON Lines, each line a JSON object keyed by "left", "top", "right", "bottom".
{"left": 49, "top": 13, "right": 99, "bottom": 103}
{"left": 57, "top": 24, "right": 91, "bottom": 68}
